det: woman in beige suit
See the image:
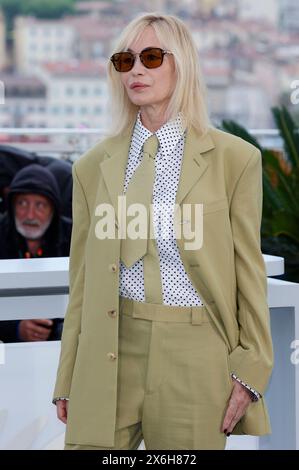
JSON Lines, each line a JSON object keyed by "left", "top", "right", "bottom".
{"left": 53, "top": 12, "right": 274, "bottom": 450}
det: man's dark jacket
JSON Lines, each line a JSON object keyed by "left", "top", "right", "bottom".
{"left": 0, "top": 164, "right": 72, "bottom": 342}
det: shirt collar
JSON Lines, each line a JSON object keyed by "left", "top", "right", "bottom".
{"left": 133, "top": 110, "right": 186, "bottom": 159}
{"left": 132, "top": 111, "right": 152, "bottom": 157}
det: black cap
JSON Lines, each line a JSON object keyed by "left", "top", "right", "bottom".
{"left": 7, "top": 163, "right": 61, "bottom": 216}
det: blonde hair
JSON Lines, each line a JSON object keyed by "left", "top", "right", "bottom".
{"left": 105, "top": 12, "right": 212, "bottom": 137}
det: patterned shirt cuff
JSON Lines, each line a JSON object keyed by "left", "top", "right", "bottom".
{"left": 52, "top": 397, "right": 69, "bottom": 405}
{"left": 231, "top": 373, "right": 261, "bottom": 402}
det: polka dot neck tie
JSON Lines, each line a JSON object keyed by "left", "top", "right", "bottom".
{"left": 120, "top": 134, "right": 159, "bottom": 269}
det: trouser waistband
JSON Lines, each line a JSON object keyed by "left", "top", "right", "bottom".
{"left": 119, "top": 295, "right": 213, "bottom": 325}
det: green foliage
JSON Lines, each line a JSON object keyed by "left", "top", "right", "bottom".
{"left": 1, "top": 0, "right": 116, "bottom": 30}
{"left": 221, "top": 106, "right": 299, "bottom": 282}
{"left": 22, "top": 0, "right": 75, "bottom": 19}
{"left": 0, "top": 0, "right": 75, "bottom": 30}
{"left": 0, "top": 0, "right": 21, "bottom": 31}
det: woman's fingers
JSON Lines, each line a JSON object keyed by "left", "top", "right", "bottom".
{"left": 56, "top": 400, "right": 68, "bottom": 424}
{"left": 221, "top": 396, "right": 238, "bottom": 433}
{"left": 221, "top": 381, "right": 252, "bottom": 434}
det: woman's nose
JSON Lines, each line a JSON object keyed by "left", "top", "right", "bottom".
{"left": 131, "top": 54, "right": 146, "bottom": 74}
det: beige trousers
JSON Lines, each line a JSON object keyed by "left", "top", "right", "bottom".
{"left": 65, "top": 295, "right": 232, "bottom": 450}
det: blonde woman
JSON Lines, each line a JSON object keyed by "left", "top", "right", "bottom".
{"left": 52, "top": 12, "right": 274, "bottom": 450}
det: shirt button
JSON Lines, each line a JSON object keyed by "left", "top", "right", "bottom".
{"left": 109, "top": 263, "right": 117, "bottom": 272}
{"left": 107, "top": 352, "right": 117, "bottom": 361}
{"left": 108, "top": 309, "right": 117, "bottom": 318}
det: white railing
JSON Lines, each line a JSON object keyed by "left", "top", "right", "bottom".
{"left": 0, "top": 128, "right": 282, "bottom": 135}
{"left": 1, "top": 254, "right": 299, "bottom": 449}
{"left": 0, "top": 128, "right": 285, "bottom": 160}
{"left": 0, "top": 258, "right": 70, "bottom": 450}
{"left": 0, "top": 254, "right": 284, "bottom": 322}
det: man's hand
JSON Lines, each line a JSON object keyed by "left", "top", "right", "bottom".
{"left": 56, "top": 400, "right": 68, "bottom": 424}
{"left": 221, "top": 377, "right": 253, "bottom": 435}
{"left": 18, "top": 319, "right": 53, "bottom": 341}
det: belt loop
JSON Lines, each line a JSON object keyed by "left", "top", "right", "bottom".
{"left": 191, "top": 307, "right": 203, "bottom": 325}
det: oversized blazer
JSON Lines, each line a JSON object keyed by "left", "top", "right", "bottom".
{"left": 53, "top": 125, "right": 274, "bottom": 447}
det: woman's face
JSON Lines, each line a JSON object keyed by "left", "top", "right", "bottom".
{"left": 120, "top": 26, "right": 176, "bottom": 112}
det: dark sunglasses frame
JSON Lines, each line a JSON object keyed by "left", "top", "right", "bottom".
{"left": 110, "top": 47, "right": 173, "bottom": 72}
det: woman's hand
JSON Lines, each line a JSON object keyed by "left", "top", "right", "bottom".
{"left": 56, "top": 400, "right": 69, "bottom": 424}
{"left": 221, "top": 378, "right": 253, "bottom": 435}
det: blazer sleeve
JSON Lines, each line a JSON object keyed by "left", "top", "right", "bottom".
{"left": 52, "top": 162, "right": 90, "bottom": 402}
{"left": 228, "top": 147, "right": 274, "bottom": 395}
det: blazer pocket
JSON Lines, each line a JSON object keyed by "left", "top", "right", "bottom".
{"left": 203, "top": 197, "right": 228, "bottom": 215}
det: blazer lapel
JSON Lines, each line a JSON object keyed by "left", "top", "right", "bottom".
{"left": 175, "top": 126, "right": 215, "bottom": 209}
{"left": 99, "top": 129, "right": 132, "bottom": 225}
{"left": 99, "top": 125, "right": 215, "bottom": 225}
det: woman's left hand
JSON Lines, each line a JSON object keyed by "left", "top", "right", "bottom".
{"left": 221, "top": 378, "right": 253, "bottom": 435}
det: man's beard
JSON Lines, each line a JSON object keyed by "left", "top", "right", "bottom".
{"left": 15, "top": 214, "right": 54, "bottom": 240}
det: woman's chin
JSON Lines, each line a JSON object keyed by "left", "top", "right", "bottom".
{"left": 130, "top": 97, "right": 152, "bottom": 107}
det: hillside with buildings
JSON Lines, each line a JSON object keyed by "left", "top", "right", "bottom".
{"left": 0, "top": 0, "right": 298, "bottom": 135}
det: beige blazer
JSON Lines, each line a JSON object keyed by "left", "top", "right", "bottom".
{"left": 53, "top": 125, "right": 274, "bottom": 447}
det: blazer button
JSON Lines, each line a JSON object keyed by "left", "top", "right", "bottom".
{"left": 109, "top": 263, "right": 117, "bottom": 272}
{"left": 108, "top": 309, "right": 117, "bottom": 318}
{"left": 107, "top": 352, "right": 117, "bottom": 360}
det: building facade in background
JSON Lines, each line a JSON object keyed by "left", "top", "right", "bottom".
{"left": 0, "top": 0, "right": 298, "bottom": 136}
{"left": 0, "top": 10, "right": 6, "bottom": 71}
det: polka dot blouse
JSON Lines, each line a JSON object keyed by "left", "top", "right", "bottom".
{"left": 119, "top": 110, "right": 204, "bottom": 307}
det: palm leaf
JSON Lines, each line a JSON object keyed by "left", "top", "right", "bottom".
{"left": 220, "top": 106, "right": 299, "bottom": 282}
{"left": 271, "top": 209, "right": 299, "bottom": 244}
{"left": 219, "top": 120, "right": 263, "bottom": 151}
{"left": 272, "top": 106, "right": 299, "bottom": 168}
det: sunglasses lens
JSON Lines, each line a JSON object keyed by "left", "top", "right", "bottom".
{"left": 111, "top": 48, "right": 165, "bottom": 72}
{"left": 141, "top": 48, "right": 163, "bottom": 68}
{"left": 111, "top": 52, "right": 134, "bottom": 72}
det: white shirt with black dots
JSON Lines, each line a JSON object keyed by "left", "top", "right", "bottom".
{"left": 120, "top": 110, "right": 204, "bottom": 306}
